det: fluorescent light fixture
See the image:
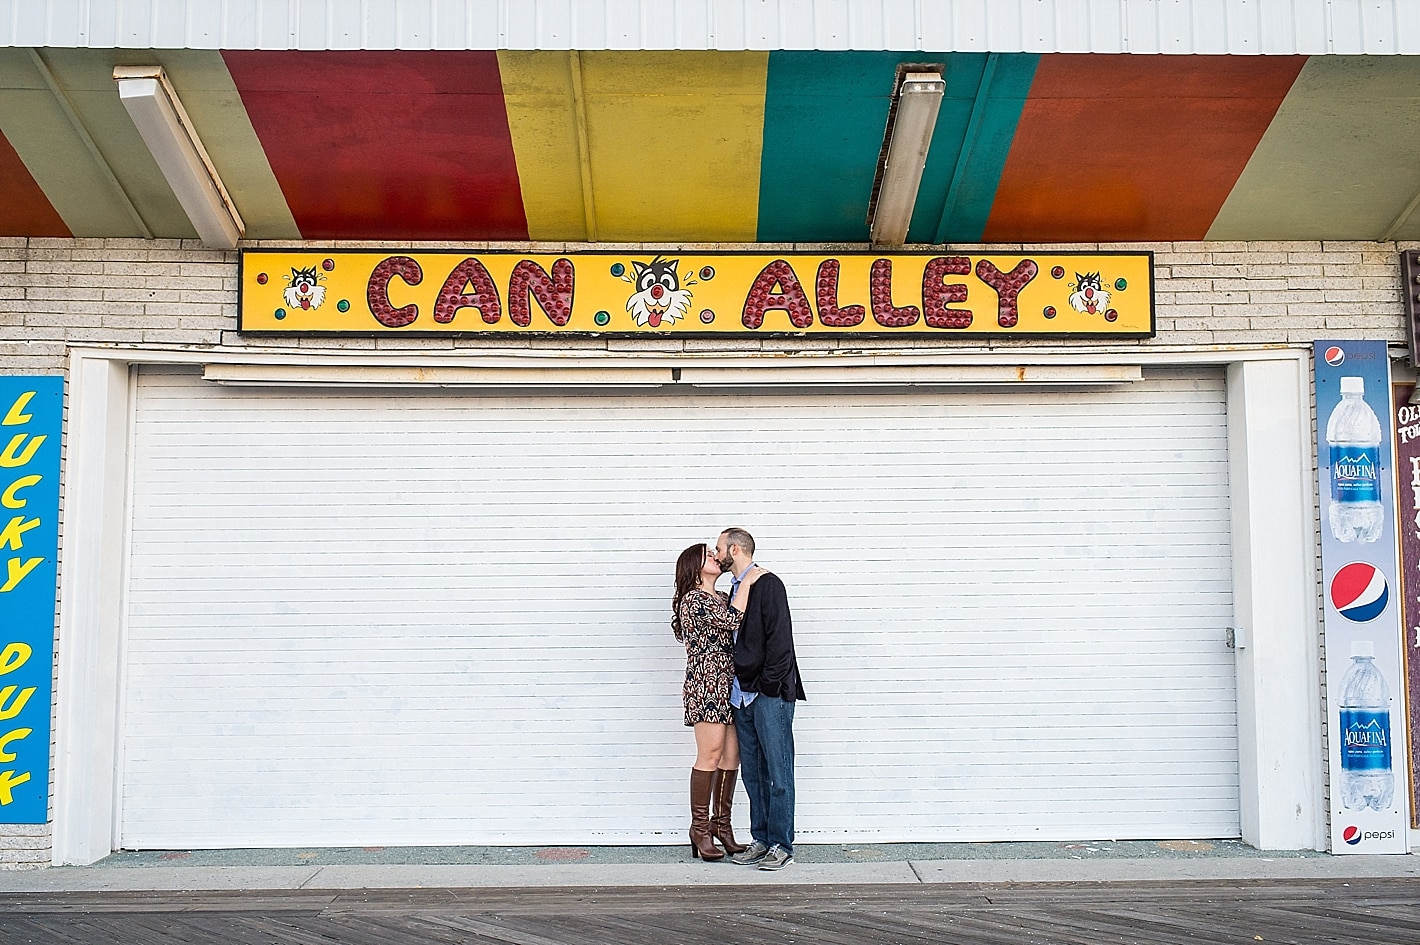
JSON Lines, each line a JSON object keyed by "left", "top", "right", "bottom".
{"left": 202, "top": 361, "right": 1141, "bottom": 388}
{"left": 869, "top": 71, "right": 945, "bottom": 246}
{"left": 114, "top": 65, "right": 245, "bottom": 249}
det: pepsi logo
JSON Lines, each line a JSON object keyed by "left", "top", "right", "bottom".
{"left": 1325, "top": 346, "right": 1346, "bottom": 366}
{"left": 1341, "top": 826, "right": 1396, "bottom": 845}
{"left": 1329, "top": 562, "right": 1389, "bottom": 622}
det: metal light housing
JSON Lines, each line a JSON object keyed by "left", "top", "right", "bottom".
{"left": 868, "top": 71, "right": 946, "bottom": 246}
{"left": 114, "top": 65, "right": 245, "bottom": 249}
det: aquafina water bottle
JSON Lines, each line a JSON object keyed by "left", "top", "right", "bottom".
{"left": 1327, "top": 376, "right": 1384, "bottom": 543}
{"left": 1339, "top": 640, "right": 1394, "bottom": 811}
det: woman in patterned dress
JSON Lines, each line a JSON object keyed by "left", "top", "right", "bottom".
{"left": 672, "top": 542, "right": 763, "bottom": 860}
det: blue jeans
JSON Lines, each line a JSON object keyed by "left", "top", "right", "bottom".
{"left": 733, "top": 695, "right": 796, "bottom": 853}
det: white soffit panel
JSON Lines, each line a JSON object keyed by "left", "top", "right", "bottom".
{"left": 3, "top": 0, "right": 1417, "bottom": 54}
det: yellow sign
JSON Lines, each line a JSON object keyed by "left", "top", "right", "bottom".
{"left": 239, "top": 250, "right": 1153, "bottom": 336}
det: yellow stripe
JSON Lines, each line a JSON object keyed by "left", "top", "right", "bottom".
{"left": 501, "top": 51, "right": 767, "bottom": 243}
{"left": 498, "top": 51, "right": 587, "bottom": 241}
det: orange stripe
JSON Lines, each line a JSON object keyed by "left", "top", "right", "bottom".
{"left": 983, "top": 55, "right": 1304, "bottom": 242}
{"left": 0, "top": 131, "right": 69, "bottom": 237}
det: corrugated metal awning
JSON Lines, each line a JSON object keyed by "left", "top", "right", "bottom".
{"left": 3, "top": 0, "right": 1417, "bottom": 56}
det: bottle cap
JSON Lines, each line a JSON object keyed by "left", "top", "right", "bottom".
{"left": 1340, "top": 376, "right": 1365, "bottom": 395}
{"left": 1351, "top": 640, "right": 1375, "bottom": 658}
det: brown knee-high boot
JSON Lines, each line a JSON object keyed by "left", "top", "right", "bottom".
{"left": 689, "top": 768, "right": 724, "bottom": 860}
{"left": 709, "top": 768, "right": 747, "bottom": 854}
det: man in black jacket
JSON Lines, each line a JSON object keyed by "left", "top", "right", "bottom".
{"left": 715, "top": 528, "right": 805, "bottom": 870}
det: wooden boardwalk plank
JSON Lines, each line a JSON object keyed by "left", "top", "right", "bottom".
{"left": 1248, "top": 903, "right": 1420, "bottom": 944}
{"left": 329, "top": 913, "right": 511, "bottom": 945}
{"left": 2, "top": 880, "right": 1419, "bottom": 945}
{"left": 411, "top": 913, "right": 571, "bottom": 945}
{"left": 735, "top": 906, "right": 956, "bottom": 945}
{"left": 1288, "top": 901, "right": 1420, "bottom": 933}
{"left": 0, "top": 918, "right": 96, "bottom": 945}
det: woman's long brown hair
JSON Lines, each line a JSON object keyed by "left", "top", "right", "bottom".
{"left": 671, "top": 543, "right": 707, "bottom": 642}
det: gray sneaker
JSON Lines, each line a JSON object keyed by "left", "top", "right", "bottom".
{"left": 730, "top": 840, "right": 770, "bottom": 865}
{"left": 757, "top": 845, "right": 794, "bottom": 870}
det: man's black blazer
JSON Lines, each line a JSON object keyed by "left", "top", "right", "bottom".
{"left": 733, "top": 571, "right": 806, "bottom": 702}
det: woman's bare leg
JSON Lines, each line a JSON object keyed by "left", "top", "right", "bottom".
{"left": 720, "top": 720, "right": 740, "bottom": 770}
{"left": 693, "top": 721, "right": 727, "bottom": 770}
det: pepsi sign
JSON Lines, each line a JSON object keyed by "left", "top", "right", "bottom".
{"left": 1342, "top": 825, "right": 1395, "bottom": 846}
{"left": 1314, "top": 340, "right": 1410, "bottom": 854}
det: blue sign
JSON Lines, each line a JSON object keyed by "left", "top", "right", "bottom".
{"left": 0, "top": 376, "right": 62, "bottom": 824}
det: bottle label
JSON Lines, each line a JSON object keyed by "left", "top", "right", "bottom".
{"left": 1331, "top": 446, "right": 1380, "bottom": 503}
{"left": 1341, "top": 709, "right": 1392, "bottom": 771}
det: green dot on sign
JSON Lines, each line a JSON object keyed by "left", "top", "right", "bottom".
{"left": 275, "top": 309, "right": 286, "bottom": 320}
{"left": 1114, "top": 278, "right": 1127, "bottom": 291}
{"left": 594, "top": 311, "right": 610, "bottom": 326}
{"left": 610, "top": 263, "right": 625, "bottom": 277}
{"left": 337, "top": 299, "right": 350, "bottom": 312}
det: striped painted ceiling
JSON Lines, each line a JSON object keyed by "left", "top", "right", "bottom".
{"left": 2, "top": 48, "right": 1419, "bottom": 243}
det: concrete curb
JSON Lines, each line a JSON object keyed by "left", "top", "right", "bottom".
{"left": 0, "top": 856, "right": 1415, "bottom": 892}
{"left": 910, "top": 856, "right": 1420, "bottom": 884}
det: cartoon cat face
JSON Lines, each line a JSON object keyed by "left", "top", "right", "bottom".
{"left": 1068, "top": 272, "right": 1110, "bottom": 315}
{"left": 288, "top": 266, "right": 319, "bottom": 289}
{"left": 632, "top": 258, "right": 680, "bottom": 294}
{"left": 625, "top": 257, "right": 691, "bottom": 328}
{"left": 283, "top": 266, "right": 326, "bottom": 311}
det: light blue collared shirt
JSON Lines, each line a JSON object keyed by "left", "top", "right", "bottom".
{"left": 728, "top": 562, "right": 758, "bottom": 708}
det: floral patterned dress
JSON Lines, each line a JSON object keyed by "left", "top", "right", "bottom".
{"left": 677, "top": 588, "right": 742, "bottom": 726}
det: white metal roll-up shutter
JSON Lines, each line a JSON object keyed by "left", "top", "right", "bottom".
{"left": 120, "top": 365, "right": 1238, "bottom": 848}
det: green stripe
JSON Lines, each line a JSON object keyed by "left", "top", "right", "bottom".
{"left": 756, "top": 51, "right": 1037, "bottom": 243}
{"left": 919, "top": 53, "right": 1038, "bottom": 243}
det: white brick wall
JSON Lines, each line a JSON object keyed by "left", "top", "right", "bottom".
{"left": 0, "top": 238, "right": 1410, "bottom": 374}
{"left": 0, "top": 237, "right": 1409, "bottom": 867}
{"left": 0, "top": 826, "right": 50, "bottom": 871}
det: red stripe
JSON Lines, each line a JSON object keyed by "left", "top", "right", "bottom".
{"left": 983, "top": 55, "right": 1304, "bottom": 241}
{"left": 223, "top": 51, "right": 528, "bottom": 240}
{"left": 0, "top": 131, "right": 70, "bottom": 237}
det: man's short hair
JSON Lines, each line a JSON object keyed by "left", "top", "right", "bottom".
{"left": 721, "top": 527, "right": 755, "bottom": 558}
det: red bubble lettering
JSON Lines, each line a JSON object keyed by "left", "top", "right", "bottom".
{"left": 870, "top": 259, "right": 920, "bottom": 328}
{"left": 742, "top": 260, "right": 813, "bottom": 329}
{"left": 975, "top": 258, "right": 1038, "bottom": 328}
{"left": 368, "top": 256, "right": 424, "bottom": 328}
{"left": 508, "top": 258, "right": 575, "bottom": 327}
{"left": 922, "top": 256, "right": 973, "bottom": 329}
{"left": 814, "top": 260, "right": 865, "bottom": 328}
{"left": 434, "top": 258, "right": 502, "bottom": 325}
